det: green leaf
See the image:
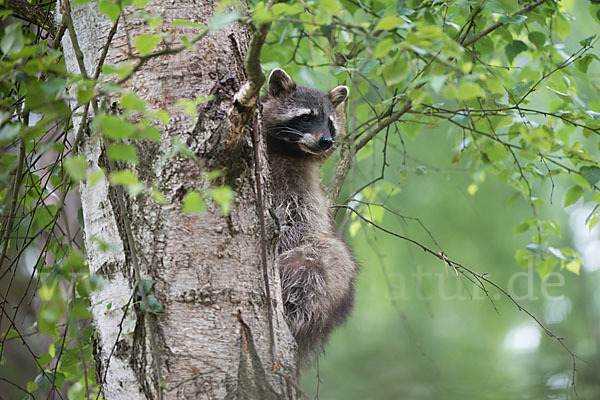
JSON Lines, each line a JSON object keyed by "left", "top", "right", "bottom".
{"left": 573, "top": 173, "right": 591, "bottom": 190}
{"left": 77, "top": 86, "right": 95, "bottom": 104}
{"left": 590, "top": 5, "right": 600, "bottom": 25}
{"left": 182, "top": 191, "right": 207, "bottom": 214}
{"left": 172, "top": 136, "right": 193, "bottom": 157}
{"left": 102, "top": 63, "right": 134, "bottom": 80}
{"left": 98, "top": 0, "right": 121, "bottom": 23}
{"left": 1, "top": 23, "right": 24, "bottom": 55}
{"left": 152, "top": 110, "right": 170, "bottom": 124}
{"left": 456, "top": 82, "right": 484, "bottom": 100}
{"left": 536, "top": 257, "right": 557, "bottom": 279}
{"left": 107, "top": 144, "right": 139, "bottom": 164}
{"left": 97, "top": 114, "right": 135, "bottom": 139}
{"left": 38, "top": 304, "right": 61, "bottom": 334}
{"left": 544, "top": 220, "right": 561, "bottom": 237}
{"left": 173, "top": 19, "right": 206, "bottom": 29}
{"left": 91, "top": 236, "right": 119, "bottom": 253}
{"left": 575, "top": 54, "right": 599, "bottom": 73}
{"left": 271, "top": 3, "right": 303, "bottom": 16}
{"left": 375, "top": 16, "right": 404, "bottom": 30}
{"left": 121, "top": 91, "right": 147, "bottom": 113}
{"left": 563, "top": 185, "right": 584, "bottom": 207}
{"left": 133, "top": 0, "right": 151, "bottom": 7}
{"left": 374, "top": 38, "right": 394, "bottom": 58}
{"left": 565, "top": 258, "right": 581, "bottom": 275}
{"left": 138, "top": 124, "right": 161, "bottom": 142}
{"left": 181, "top": 35, "right": 193, "bottom": 50}
{"left": 251, "top": 2, "right": 273, "bottom": 23}
{"left": 27, "top": 381, "right": 37, "bottom": 392}
{"left": 67, "top": 382, "right": 85, "bottom": 400}
{"left": 174, "top": 99, "right": 198, "bottom": 117}
{"left": 528, "top": 31, "right": 546, "bottom": 47}
{"left": 555, "top": 13, "right": 571, "bottom": 39}
{"left": 505, "top": 40, "right": 528, "bottom": 63}
{"left": 109, "top": 169, "right": 139, "bottom": 185}
{"left": 208, "top": 11, "right": 240, "bottom": 30}
{"left": 484, "top": 143, "right": 507, "bottom": 162}
{"left": 512, "top": 80, "right": 533, "bottom": 96}
{"left": 321, "top": 0, "right": 342, "bottom": 13}
{"left": 0, "top": 123, "right": 21, "bottom": 144}
{"left": 514, "top": 221, "right": 530, "bottom": 236}
{"left": 497, "top": 0, "right": 518, "bottom": 13}
{"left": 209, "top": 186, "right": 234, "bottom": 215}
{"left": 134, "top": 34, "right": 162, "bottom": 56}
{"left": 145, "top": 16, "right": 163, "bottom": 30}
{"left": 35, "top": 371, "right": 54, "bottom": 393}
{"left": 152, "top": 187, "right": 166, "bottom": 204}
{"left": 499, "top": 15, "right": 527, "bottom": 25}
{"left": 64, "top": 156, "right": 87, "bottom": 182}
{"left": 141, "top": 295, "right": 164, "bottom": 314}
{"left": 122, "top": 318, "right": 137, "bottom": 335}
{"left": 515, "top": 249, "right": 531, "bottom": 268}
{"left": 138, "top": 279, "right": 156, "bottom": 295}
{"left": 33, "top": 205, "right": 57, "bottom": 233}
{"left": 580, "top": 166, "right": 600, "bottom": 187}
{"left": 579, "top": 35, "right": 596, "bottom": 47}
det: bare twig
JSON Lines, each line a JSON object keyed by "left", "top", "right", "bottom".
{"left": 4, "top": 0, "right": 56, "bottom": 37}
{"left": 462, "top": 0, "right": 548, "bottom": 47}
{"left": 0, "top": 302, "right": 66, "bottom": 399}
{"left": 355, "top": 101, "right": 412, "bottom": 152}
{"left": 0, "top": 376, "right": 35, "bottom": 399}
{"left": 95, "top": 293, "right": 135, "bottom": 400}
{"left": 0, "top": 140, "right": 25, "bottom": 271}
{"left": 275, "top": 372, "right": 312, "bottom": 400}
{"left": 250, "top": 116, "right": 279, "bottom": 368}
{"left": 165, "top": 370, "right": 215, "bottom": 392}
{"left": 335, "top": 204, "right": 581, "bottom": 398}
{"left": 329, "top": 100, "right": 412, "bottom": 201}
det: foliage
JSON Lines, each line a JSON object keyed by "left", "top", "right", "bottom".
{"left": 0, "top": 0, "right": 598, "bottom": 398}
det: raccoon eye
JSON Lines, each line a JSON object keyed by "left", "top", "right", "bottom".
{"left": 328, "top": 118, "right": 336, "bottom": 138}
{"left": 300, "top": 114, "right": 311, "bottom": 122}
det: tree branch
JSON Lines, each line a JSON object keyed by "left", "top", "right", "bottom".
{"left": 234, "top": 0, "right": 284, "bottom": 108}
{"left": 355, "top": 100, "right": 412, "bottom": 152}
{"left": 329, "top": 100, "right": 412, "bottom": 201}
{"left": 4, "top": 0, "right": 56, "bottom": 37}
{"left": 462, "top": 0, "right": 548, "bottom": 47}
{"left": 0, "top": 140, "right": 25, "bottom": 272}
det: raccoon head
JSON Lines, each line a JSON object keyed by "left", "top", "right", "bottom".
{"left": 262, "top": 68, "right": 348, "bottom": 157}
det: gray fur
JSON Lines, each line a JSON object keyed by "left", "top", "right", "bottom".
{"left": 262, "top": 69, "right": 356, "bottom": 367}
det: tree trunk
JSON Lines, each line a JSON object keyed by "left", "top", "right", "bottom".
{"left": 59, "top": 2, "right": 298, "bottom": 398}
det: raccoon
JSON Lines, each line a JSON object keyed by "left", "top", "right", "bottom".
{"left": 261, "top": 68, "right": 357, "bottom": 367}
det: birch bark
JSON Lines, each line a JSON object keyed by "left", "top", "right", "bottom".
{"left": 59, "top": 1, "right": 298, "bottom": 398}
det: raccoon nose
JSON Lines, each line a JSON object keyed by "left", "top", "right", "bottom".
{"left": 319, "top": 136, "right": 334, "bottom": 149}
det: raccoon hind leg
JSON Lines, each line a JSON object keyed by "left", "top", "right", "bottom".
{"left": 279, "top": 247, "right": 329, "bottom": 364}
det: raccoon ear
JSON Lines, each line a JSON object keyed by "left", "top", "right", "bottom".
{"left": 328, "top": 85, "right": 349, "bottom": 107}
{"left": 268, "top": 68, "right": 296, "bottom": 97}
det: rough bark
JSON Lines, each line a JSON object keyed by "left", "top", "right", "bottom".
{"left": 60, "top": 1, "right": 298, "bottom": 398}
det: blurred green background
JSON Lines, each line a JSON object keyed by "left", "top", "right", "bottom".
{"left": 294, "top": 3, "right": 600, "bottom": 399}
